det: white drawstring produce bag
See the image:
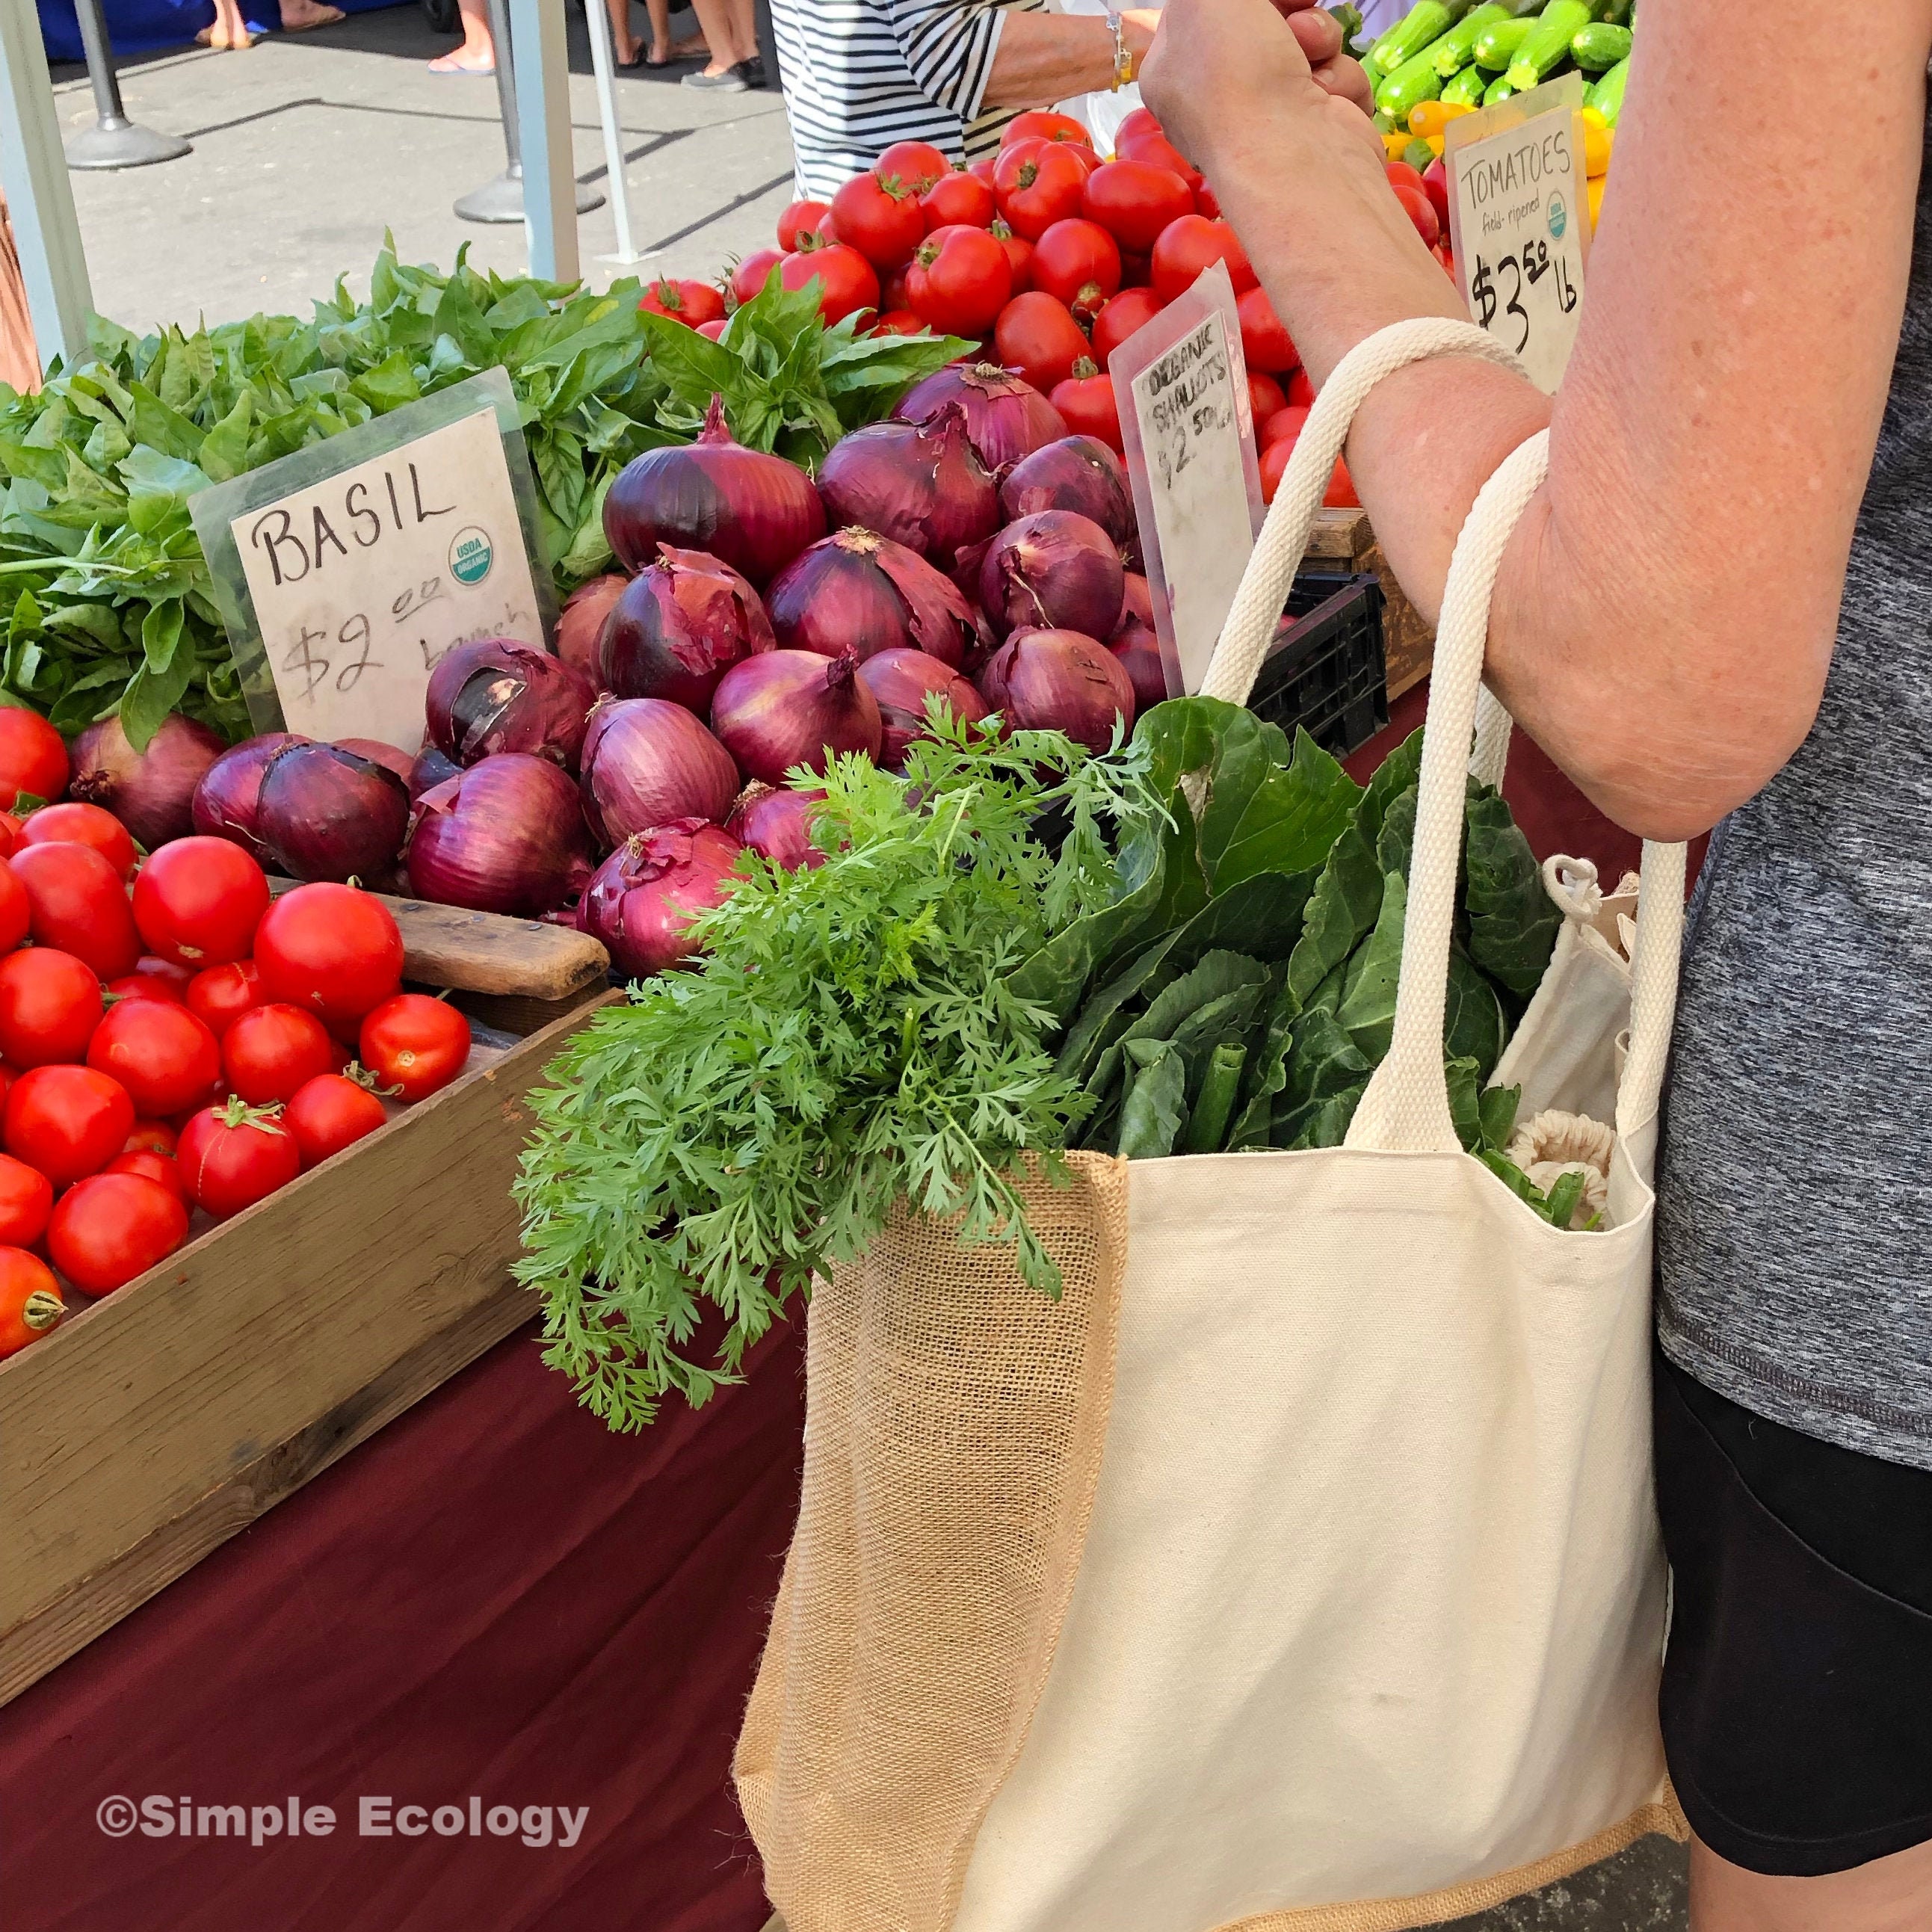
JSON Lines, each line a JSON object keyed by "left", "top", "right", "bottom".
{"left": 737, "top": 318, "right": 1688, "bottom": 1932}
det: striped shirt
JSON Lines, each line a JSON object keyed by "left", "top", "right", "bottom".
{"left": 771, "top": 0, "right": 1046, "bottom": 200}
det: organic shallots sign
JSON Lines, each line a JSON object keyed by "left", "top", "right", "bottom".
{"left": 193, "top": 370, "right": 552, "bottom": 753}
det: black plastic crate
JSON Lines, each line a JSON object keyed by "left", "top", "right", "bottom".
{"left": 1245, "top": 570, "right": 1388, "bottom": 760}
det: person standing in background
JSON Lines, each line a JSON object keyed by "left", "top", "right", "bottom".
{"left": 0, "top": 195, "right": 38, "bottom": 396}
{"left": 682, "top": 0, "right": 764, "bottom": 90}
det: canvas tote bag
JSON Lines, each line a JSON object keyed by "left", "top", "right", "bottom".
{"left": 737, "top": 318, "right": 1688, "bottom": 1932}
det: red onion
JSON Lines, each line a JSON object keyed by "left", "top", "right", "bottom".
{"left": 765, "top": 528, "right": 975, "bottom": 668}
{"left": 599, "top": 546, "right": 775, "bottom": 711}
{"left": 1108, "top": 572, "right": 1169, "bottom": 712}
{"left": 408, "top": 744, "right": 460, "bottom": 801}
{"left": 191, "top": 732, "right": 309, "bottom": 864}
{"left": 979, "top": 510, "right": 1126, "bottom": 642}
{"left": 579, "top": 818, "right": 744, "bottom": 978}
{"left": 602, "top": 396, "right": 826, "bottom": 587}
{"left": 336, "top": 738, "right": 415, "bottom": 783}
{"left": 893, "top": 362, "right": 1068, "bottom": 472}
{"left": 815, "top": 405, "right": 1000, "bottom": 567}
{"left": 1000, "top": 437, "right": 1135, "bottom": 553}
{"left": 857, "top": 648, "right": 991, "bottom": 771}
{"left": 257, "top": 743, "right": 411, "bottom": 884}
{"left": 70, "top": 713, "right": 224, "bottom": 852}
{"left": 710, "top": 650, "right": 882, "bottom": 786}
{"left": 725, "top": 783, "right": 828, "bottom": 871}
{"left": 578, "top": 697, "right": 741, "bottom": 848}
{"left": 976, "top": 629, "right": 1135, "bottom": 754}
{"left": 558, "top": 574, "right": 627, "bottom": 688}
{"left": 406, "top": 753, "right": 596, "bottom": 916}
{"left": 425, "top": 639, "right": 596, "bottom": 772}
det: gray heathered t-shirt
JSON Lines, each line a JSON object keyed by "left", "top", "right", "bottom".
{"left": 1654, "top": 125, "right": 1932, "bottom": 1472}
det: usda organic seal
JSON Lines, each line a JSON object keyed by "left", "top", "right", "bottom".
{"left": 1547, "top": 194, "right": 1568, "bottom": 241}
{"left": 449, "top": 525, "right": 494, "bottom": 586}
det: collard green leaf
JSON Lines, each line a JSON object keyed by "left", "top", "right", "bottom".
{"left": 1283, "top": 820, "right": 1383, "bottom": 1013}
{"left": 1358, "top": 726, "right": 1422, "bottom": 845}
{"left": 1053, "top": 934, "right": 1180, "bottom": 1082}
{"left": 1479, "top": 1081, "right": 1522, "bottom": 1154}
{"left": 1376, "top": 783, "right": 1417, "bottom": 880}
{"left": 1463, "top": 780, "right": 1560, "bottom": 1001}
{"left": 1170, "top": 981, "right": 1266, "bottom": 1092}
{"left": 1185, "top": 1042, "right": 1247, "bottom": 1154}
{"left": 1117, "top": 1039, "right": 1188, "bottom": 1160}
{"left": 1335, "top": 865, "right": 1407, "bottom": 1062}
{"left": 1283, "top": 1081, "right": 1366, "bottom": 1149}
{"left": 1444, "top": 943, "right": 1507, "bottom": 1080}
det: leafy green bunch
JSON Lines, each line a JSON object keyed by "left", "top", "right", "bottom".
{"left": 513, "top": 712, "right": 1154, "bottom": 1431}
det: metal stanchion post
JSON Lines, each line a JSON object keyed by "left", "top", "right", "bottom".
{"left": 65, "top": 0, "right": 191, "bottom": 170}
{"left": 454, "top": 0, "right": 602, "bottom": 226}
{"left": 583, "top": 0, "right": 648, "bottom": 265}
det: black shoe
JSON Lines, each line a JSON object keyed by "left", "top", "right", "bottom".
{"left": 682, "top": 65, "right": 747, "bottom": 90}
{"left": 734, "top": 56, "right": 767, "bottom": 88}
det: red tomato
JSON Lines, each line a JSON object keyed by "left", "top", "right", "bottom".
{"left": 184, "top": 958, "right": 265, "bottom": 1040}
{"left": 251, "top": 883, "right": 404, "bottom": 1031}
{"left": 130, "top": 835, "right": 271, "bottom": 970}
{"left": 697, "top": 319, "right": 727, "bottom": 341}
{"left": 1029, "top": 218, "right": 1121, "bottom": 324}
{"left": 128, "top": 956, "right": 195, "bottom": 999}
{"left": 1392, "top": 180, "right": 1440, "bottom": 250}
{"left": 921, "top": 170, "right": 996, "bottom": 232}
{"left": 8, "top": 842, "right": 139, "bottom": 981}
{"left": 1116, "top": 126, "right": 1203, "bottom": 193}
{"left": 1262, "top": 404, "right": 1311, "bottom": 446}
{"left": 105, "top": 1148, "right": 188, "bottom": 1203}
{"left": 830, "top": 171, "right": 927, "bottom": 270}
{"left": 988, "top": 220, "right": 1033, "bottom": 294}
{"left": 0, "top": 1249, "right": 62, "bottom": 1357}
{"left": 1113, "top": 107, "right": 1164, "bottom": 149}
{"left": 969, "top": 155, "right": 998, "bottom": 187}
{"left": 1385, "top": 160, "right": 1426, "bottom": 196}
{"left": 1326, "top": 454, "right": 1360, "bottom": 509}
{"left": 359, "top": 994, "right": 472, "bottom": 1104}
{"left": 19, "top": 802, "right": 135, "bottom": 879}
{"left": 1249, "top": 371, "right": 1286, "bottom": 422}
{"left": 776, "top": 198, "right": 830, "bottom": 251}
{"left": 731, "top": 245, "right": 784, "bottom": 305}
{"left": 1150, "top": 215, "right": 1256, "bottom": 305}
{"left": 284, "top": 1073, "right": 387, "bottom": 1169}
{"left": 906, "top": 224, "right": 1012, "bottom": 336}
{"left": 4, "top": 1064, "right": 135, "bottom": 1188}
{"left": 1422, "top": 156, "right": 1451, "bottom": 235}
{"left": 876, "top": 140, "right": 951, "bottom": 194}
{"left": 0, "top": 1152, "right": 52, "bottom": 1246}
{"left": 1049, "top": 361, "right": 1123, "bottom": 452}
{"left": 993, "top": 141, "right": 1088, "bottom": 241}
{"left": 1287, "top": 367, "right": 1317, "bottom": 409}
{"left": 1194, "top": 180, "right": 1221, "bottom": 219}
{"left": 124, "top": 1119, "right": 177, "bottom": 1156}
{"left": 1236, "top": 284, "right": 1298, "bottom": 374}
{"left": 1002, "top": 111, "right": 1092, "bottom": 149}
{"left": 177, "top": 1098, "right": 300, "bottom": 1220}
{"left": 1079, "top": 161, "right": 1194, "bottom": 254}
{"left": 0, "top": 949, "right": 100, "bottom": 1069}
{"left": 223, "top": 1003, "right": 337, "bottom": 1107}
{"left": 869, "top": 309, "right": 928, "bottom": 337}
{"left": 993, "top": 291, "right": 1090, "bottom": 395}
{"left": 638, "top": 277, "right": 726, "bottom": 328}
{"left": 0, "top": 811, "right": 19, "bottom": 857}
{"left": 1259, "top": 435, "right": 1293, "bottom": 504}
{"left": 1090, "top": 286, "right": 1164, "bottom": 369}
{"left": 0, "top": 710, "right": 68, "bottom": 812}
{"left": 0, "top": 863, "right": 28, "bottom": 955}
{"left": 87, "top": 999, "right": 220, "bottom": 1117}
{"left": 777, "top": 244, "right": 881, "bottom": 326}
{"left": 50, "top": 1171, "right": 188, "bottom": 1292}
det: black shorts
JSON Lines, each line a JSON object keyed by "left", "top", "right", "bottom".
{"left": 1654, "top": 1346, "right": 1932, "bottom": 1875}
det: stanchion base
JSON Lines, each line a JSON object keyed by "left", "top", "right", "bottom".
{"left": 65, "top": 118, "right": 192, "bottom": 170}
{"left": 454, "top": 166, "right": 605, "bottom": 225}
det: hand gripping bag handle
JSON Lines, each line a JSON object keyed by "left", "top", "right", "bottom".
{"left": 1196, "top": 316, "right": 1685, "bottom": 1156}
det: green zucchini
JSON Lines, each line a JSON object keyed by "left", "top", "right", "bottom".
{"left": 1374, "top": 40, "right": 1451, "bottom": 120}
{"left": 1441, "top": 61, "right": 1488, "bottom": 107}
{"left": 1367, "top": 0, "right": 1472, "bottom": 76}
{"left": 1471, "top": 16, "right": 1533, "bottom": 70}
{"left": 1572, "top": 22, "right": 1632, "bottom": 71}
{"left": 1482, "top": 72, "right": 1518, "bottom": 105}
{"left": 1588, "top": 54, "right": 1630, "bottom": 125}
{"left": 1432, "top": 2, "right": 1508, "bottom": 75}
{"left": 1504, "top": 0, "right": 1593, "bottom": 91}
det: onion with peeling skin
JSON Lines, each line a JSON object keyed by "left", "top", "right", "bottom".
{"left": 599, "top": 546, "right": 775, "bottom": 711}
{"left": 257, "top": 744, "right": 412, "bottom": 885}
{"left": 408, "top": 744, "right": 460, "bottom": 802}
{"left": 602, "top": 396, "right": 826, "bottom": 587}
{"left": 725, "top": 783, "right": 828, "bottom": 871}
{"left": 336, "top": 738, "right": 415, "bottom": 784}
{"left": 578, "top": 818, "right": 745, "bottom": 978}
{"left": 557, "top": 574, "right": 627, "bottom": 688}
{"left": 975, "top": 628, "right": 1135, "bottom": 754}
{"left": 1107, "top": 572, "right": 1169, "bottom": 712}
{"left": 406, "top": 753, "right": 596, "bottom": 916}
{"left": 815, "top": 405, "right": 1000, "bottom": 567}
{"left": 999, "top": 436, "right": 1135, "bottom": 553}
{"left": 857, "top": 648, "right": 991, "bottom": 770}
{"left": 70, "top": 714, "right": 225, "bottom": 852}
{"left": 765, "top": 528, "right": 975, "bottom": 668}
{"left": 892, "top": 362, "right": 1068, "bottom": 471}
{"left": 578, "top": 697, "right": 742, "bottom": 848}
{"left": 979, "top": 510, "right": 1126, "bottom": 642}
{"left": 192, "top": 732, "right": 309, "bottom": 865}
{"left": 710, "top": 649, "right": 882, "bottom": 786}
{"left": 425, "top": 639, "right": 596, "bottom": 772}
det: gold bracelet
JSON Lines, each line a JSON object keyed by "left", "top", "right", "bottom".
{"left": 1108, "top": 12, "right": 1134, "bottom": 91}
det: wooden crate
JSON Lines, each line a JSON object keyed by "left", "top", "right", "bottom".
{"left": 1308, "top": 507, "right": 1435, "bottom": 700}
{"left": 0, "top": 907, "right": 615, "bottom": 1707}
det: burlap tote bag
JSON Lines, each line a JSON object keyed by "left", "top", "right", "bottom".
{"left": 737, "top": 318, "right": 1688, "bottom": 1932}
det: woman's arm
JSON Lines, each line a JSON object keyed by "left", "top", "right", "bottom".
{"left": 1142, "top": 0, "right": 1932, "bottom": 841}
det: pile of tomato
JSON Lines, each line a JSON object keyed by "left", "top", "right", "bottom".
{"left": 0, "top": 710, "right": 475, "bottom": 1364}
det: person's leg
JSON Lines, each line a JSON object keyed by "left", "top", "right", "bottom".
{"left": 605, "top": 0, "right": 639, "bottom": 66}
{"left": 427, "top": 0, "right": 493, "bottom": 72}
{"left": 197, "top": 0, "right": 257, "bottom": 49}
{"left": 277, "top": 0, "right": 345, "bottom": 29}
{"left": 729, "top": 0, "right": 761, "bottom": 76}
{"left": 1691, "top": 1833, "right": 1932, "bottom": 1932}
{"left": 684, "top": 0, "right": 748, "bottom": 74}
